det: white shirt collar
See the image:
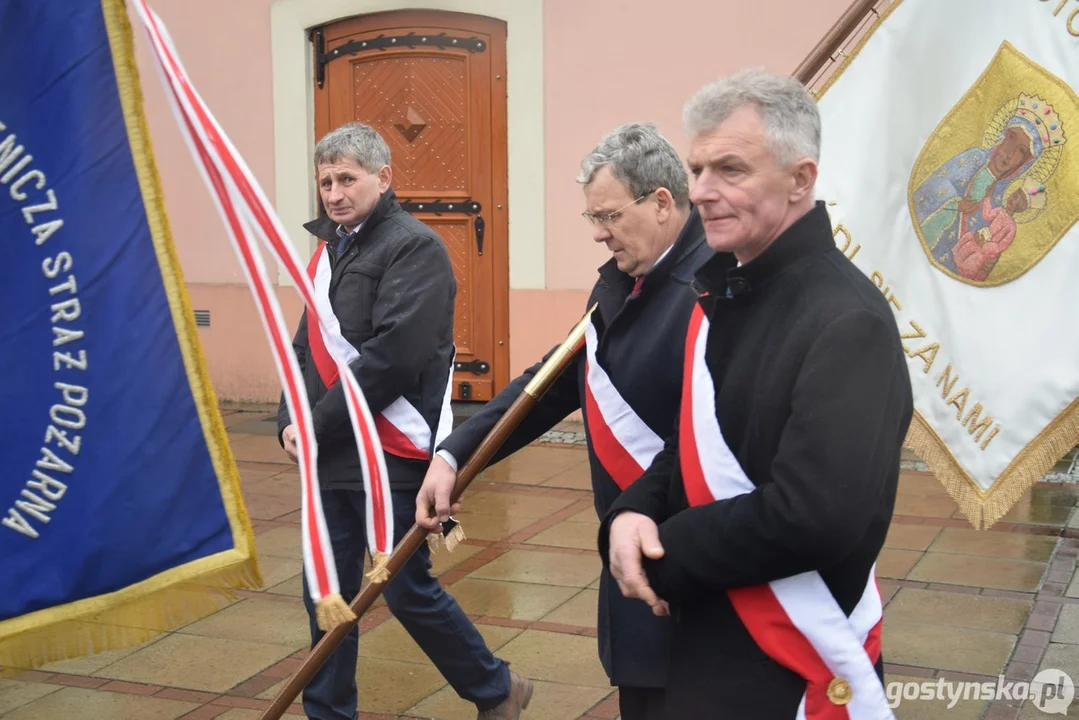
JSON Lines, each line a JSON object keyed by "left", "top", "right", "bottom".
{"left": 336, "top": 221, "right": 363, "bottom": 237}
{"left": 644, "top": 243, "right": 674, "bottom": 275}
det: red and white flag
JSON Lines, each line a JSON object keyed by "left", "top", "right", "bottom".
{"left": 130, "top": 0, "right": 395, "bottom": 629}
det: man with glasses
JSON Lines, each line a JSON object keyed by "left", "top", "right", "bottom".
{"left": 415, "top": 122, "right": 732, "bottom": 719}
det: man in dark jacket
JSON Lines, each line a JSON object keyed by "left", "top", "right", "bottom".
{"left": 601, "top": 69, "right": 913, "bottom": 719}
{"left": 277, "top": 122, "right": 530, "bottom": 720}
{"left": 414, "top": 122, "right": 726, "bottom": 720}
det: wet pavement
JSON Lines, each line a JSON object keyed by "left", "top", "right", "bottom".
{"left": 2, "top": 405, "right": 1078, "bottom": 719}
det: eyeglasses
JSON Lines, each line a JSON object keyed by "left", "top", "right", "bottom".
{"left": 581, "top": 190, "right": 654, "bottom": 226}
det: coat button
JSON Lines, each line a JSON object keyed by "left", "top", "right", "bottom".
{"left": 728, "top": 277, "right": 749, "bottom": 295}
{"left": 827, "top": 677, "right": 852, "bottom": 705}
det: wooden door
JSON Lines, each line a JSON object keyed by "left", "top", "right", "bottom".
{"left": 312, "top": 10, "right": 509, "bottom": 402}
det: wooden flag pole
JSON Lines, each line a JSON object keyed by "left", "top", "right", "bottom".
{"left": 259, "top": 304, "right": 597, "bottom": 720}
{"left": 792, "top": 0, "right": 881, "bottom": 85}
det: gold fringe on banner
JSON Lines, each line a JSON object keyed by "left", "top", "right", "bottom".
{"left": 1, "top": 566, "right": 258, "bottom": 677}
{"left": 906, "top": 400, "right": 1079, "bottom": 530}
{"left": 0, "top": 0, "right": 263, "bottom": 675}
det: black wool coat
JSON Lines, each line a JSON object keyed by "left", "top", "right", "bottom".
{"left": 599, "top": 201, "right": 914, "bottom": 718}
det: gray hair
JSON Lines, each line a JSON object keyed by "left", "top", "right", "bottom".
{"left": 576, "top": 122, "right": 690, "bottom": 207}
{"left": 313, "top": 121, "right": 391, "bottom": 174}
{"left": 683, "top": 67, "right": 820, "bottom": 167}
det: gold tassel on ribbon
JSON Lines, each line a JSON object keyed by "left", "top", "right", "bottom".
{"left": 365, "top": 552, "right": 391, "bottom": 584}
{"left": 427, "top": 517, "right": 466, "bottom": 553}
{"left": 427, "top": 532, "right": 443, "bottom": 552}
{"left": 443, "top": 519, "right": 466, "bottom": 553}
{"left": 314, "top": 593, "right": 356, "bottom": 632}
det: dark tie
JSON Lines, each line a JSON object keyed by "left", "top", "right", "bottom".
{"left": 336, "top": 231, "right": 352, "bottom": 256}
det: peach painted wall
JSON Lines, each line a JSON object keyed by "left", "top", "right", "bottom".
{"left": 186, "top": 286, "right": 302, "bottom": 403}
{"left": 129, "top": 0, "right": 278, "bottom": 287}
{"left": 543, "top": 0, "right": 858, "bottom": 291}
{"left": 128, "top": 0, "right": 858, "bottom": 401}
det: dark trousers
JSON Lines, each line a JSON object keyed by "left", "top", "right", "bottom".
{"left": 301, "top": 488, "right": 510, "bottom": 720}
{"left": 619, "top": 685, "right": 666, "bottom": 720}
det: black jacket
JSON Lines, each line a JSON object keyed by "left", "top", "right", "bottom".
{"left": 599, "top": 202, "right": 913, "bottom": 717}
{"left": 278, "top": 188, "right": 456, "bottom": 491}
{"left": 438, "top": 207, "right": 724, "bottom": 688}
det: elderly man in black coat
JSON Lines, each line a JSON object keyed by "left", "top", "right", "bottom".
{"left": 601, "top": 68, "right": 913, "bottom": 719}
{"left": 415, "top": 122, "right": 724, "bottom": 719}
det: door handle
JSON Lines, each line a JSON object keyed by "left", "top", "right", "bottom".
{"left": 474, "top": 215, "right": 485, "bottom": 256}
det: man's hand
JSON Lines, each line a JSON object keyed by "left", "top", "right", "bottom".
{"left": 415, "top": 455, "right": 461, "bottom": 531}
{"left": 609, "top": 512, "right": 669, "bottom": 616}
{"left": 281, "top": 424, "right": 299, "bottom": 464}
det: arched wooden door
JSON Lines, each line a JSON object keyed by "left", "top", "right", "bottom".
{"left": 311, "top": 10, "right": 509, "bottom": 402}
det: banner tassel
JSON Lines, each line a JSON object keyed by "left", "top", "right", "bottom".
{"left": 365, "top": 552, "right": 392, "bottom": 584}
{"left": 315, "top": 592, "right": 357, "bottom": 632}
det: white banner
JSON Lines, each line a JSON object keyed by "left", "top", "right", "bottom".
{"left": 813, "top": 0, "right": 1079, "bottom": 528}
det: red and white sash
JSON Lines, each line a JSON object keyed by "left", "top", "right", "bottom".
{"left": 306, "top": 243, "right": 454, "bottom": 460}
{"left": 679, "top": 304, "right": 892, "bottom": 720}
{"left": 583, "top": 315, "right": 664, "bottom": 490}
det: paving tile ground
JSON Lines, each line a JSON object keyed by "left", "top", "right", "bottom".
{"left": 3, "top": 406, "right": 1078, "bottom": 719}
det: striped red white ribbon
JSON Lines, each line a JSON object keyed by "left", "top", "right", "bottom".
{"left": 130, "top": 0, "right": 396, "bottom": 615}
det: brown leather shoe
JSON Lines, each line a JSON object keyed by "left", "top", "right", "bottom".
{"left": 477, "top": 671, "right": 534, "bottom": 719}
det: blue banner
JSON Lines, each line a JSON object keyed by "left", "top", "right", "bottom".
{"left": 0, "top": 0, "right": 259, "bottom": 670}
